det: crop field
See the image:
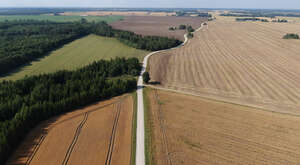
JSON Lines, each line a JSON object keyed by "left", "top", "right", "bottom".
{"left": 1, "top": 34, "right": 148, "bottom": 81}
{"left": 6, "top": 95, "right": 134, "bottom": 165}
{"left": 0, "top": 15, "right": 123, "bottom": 23}
{"left": 148, "top": 19, "right": 300, "bottom": 115}
{"left": 110, "top": 16, "right": 206, "bottom": 41}
{"left": 146, "top": 88, "right": 300, "bottom": 165}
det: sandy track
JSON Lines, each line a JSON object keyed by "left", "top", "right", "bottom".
{"left": 149, "top": 19, "right": 300, "bottom": 115}
{"left": 147, "top": 89, "right": 300, "bottom": 165}
{"left": 6, "top": 95, "right": 133, "bottom": 165}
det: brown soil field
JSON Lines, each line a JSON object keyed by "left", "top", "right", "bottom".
{"left": 146, "top": 88, "right": 300, "bottom": 165}
{"left": 148, "top": 19, "right": 300, "bottom": 115}
{"left": 110, "top": 16, "right": 206, "bottom": 40}
{"left": 6, "top": 95, "right": 133, "bottom": 165}
{"left": 62, "top": 11, "right": 175, "bottom": 16}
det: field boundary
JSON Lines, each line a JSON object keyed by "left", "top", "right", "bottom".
{"left": 146, "top": 85, "right": 300, "bottom": 117}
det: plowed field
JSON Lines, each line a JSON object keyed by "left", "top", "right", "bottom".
{"left": 110, "top": 16, "right": 206, "bottom": 41}
{"left": 6, "top": 95, "right": 133, "bottom": 165}
{"left": 149, "top": 19, "right": 300, "bottom": 115}
{"left": 146, "top": 88, "right": 300, "bottom": 165}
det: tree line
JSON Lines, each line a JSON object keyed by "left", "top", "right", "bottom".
{"left": 0, "top": 20, "right": 182, "bottom": 76}
{"left": 0, "top": 57, "right": 141, "bottom": 164}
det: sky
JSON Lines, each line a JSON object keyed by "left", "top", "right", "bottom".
{"left": 0, "top": 0, "right": 300, "bottom": 9}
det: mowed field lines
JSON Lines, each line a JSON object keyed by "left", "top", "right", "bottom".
{"left": 147, "top": 89, "right": 300, "bottom": 165}
{"left": 1, "top": 34, "right": 148, "bottom": 80}
{"left": 149, "top": 19, "right": 300, "bottom": 115}
{"left": 6, "top": 95, "right": 134, "bottom": 165}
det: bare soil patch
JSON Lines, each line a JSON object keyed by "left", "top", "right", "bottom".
{"left": 110, "top": 16, "right": 206, "bottom": 41}
{"left": 146, "top": 88, "right": 300, "bottom": 165}
{"left": 149, "top": 19, "right": 300, "bottom": 115}
{"left": 6, "top": 95, "right": 133, "bottom": 165}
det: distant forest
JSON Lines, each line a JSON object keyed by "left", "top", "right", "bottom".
{"left": 221, "top": 12, "right": 300, "bottom": 18}
{"left": 0, "top": 57, "right": 141, "bottom": 164}
{"left": 0, "top": 20, "right": 181, "bottom": 76}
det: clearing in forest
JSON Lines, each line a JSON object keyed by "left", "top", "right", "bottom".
{"left": 1, "top": 34, "right": 148, "bottom": 81}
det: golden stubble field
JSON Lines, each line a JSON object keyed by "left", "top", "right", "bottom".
{"left": 149, "top": 18, "right": 300, "bottom": 115}
{"left": 147, "top": 88, "right": 300, "bottom": 165}
{"left": 6, "top": 95, "right": 133, "bottom": 165}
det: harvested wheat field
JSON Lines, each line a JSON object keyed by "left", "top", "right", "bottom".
{"left": 110, "top": 16, "right": 206, "bottom": 40}
{"left": 149, "top": 19, "right": 300, "bottom": 115}
{"left": 6, "top": 95, "right": 133, "bottom": 165}
{"left": 146, "top": 88, "right": 300, "bottom": 165}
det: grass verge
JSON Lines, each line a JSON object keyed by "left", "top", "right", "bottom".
{"left": 143, "top": 87, "right": 153, "bottom": 165}
{"left": 131, "top": 91, "right": 138, "bottom": 165}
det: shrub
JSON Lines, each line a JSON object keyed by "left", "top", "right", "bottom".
{"left": 169, "top": 27, "right": 176, "bottom": 31}
{"left": 143, "top": 72, "right": 150, "bottom": 83}
{"left": 283, "top": 33, "right": 299, "bottom": 39}
{"left": 179, "top": 24, "right": 186, "bottom": 30}
{"left": 187, "top": 32, "right": 194, "bottom": 38}
{"left": 187, "top": 25, "right": 195, "bottom": 33}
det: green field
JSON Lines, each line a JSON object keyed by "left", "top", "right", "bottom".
{"left": 1, "top": 34, "right": 149, "bottom": 81}
{"left": 0, "top": 15, "right": 123, "bottom": 23}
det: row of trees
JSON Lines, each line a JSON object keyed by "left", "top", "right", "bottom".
{"left": 0, "top": 20, "right": 182, "bottom": 76}
{"left": 0, "top": 57, "right": 141, "bottom": 164}
{"left": 236, "top": 17, "right": 268, "bottom": 22}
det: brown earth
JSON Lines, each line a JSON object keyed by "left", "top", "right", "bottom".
{"left": 148, "top": 19, "right": 300, "bottom": 115}
{"left": 146, "top": 88, "right": 300, "bottom": 165}
{"left": 6, "top": 95, "right": 133, "bottom": 165}
{"left": 110, "top": 16, "right": 206, "bottom": 41}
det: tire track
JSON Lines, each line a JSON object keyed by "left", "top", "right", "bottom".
{"left": 105, "top": 101, "right": 122, "bottom": 165}
{"left": 61, "top": 112, "right": 89, "bottom": 165}
{"left": 25, "top": 135, "right": 46, "bottom": 165}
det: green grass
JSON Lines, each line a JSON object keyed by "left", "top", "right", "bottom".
{"left": 0, "top": 15, "right": 123, "bottom": 23}
{"left": 131, "top": 91, "right": 138, "bottom": 165}
{"left": 1, "top": 34, "right": 149, "bottom": 81}
{"left": 143, "top": 87, "right": 154, "bottom": 165}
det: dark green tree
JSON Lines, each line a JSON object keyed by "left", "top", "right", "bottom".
{"left": 143, "top": 72, "right": 150, "bottom": 84}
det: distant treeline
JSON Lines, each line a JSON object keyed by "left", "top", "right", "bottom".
{"left": 236, "top": 17, "right": 288, "bottom": 23}
{"left": 236, "top": 18, "right": 269, "bottom": 22}
{"left": 0, "top": 20, "right": 181, "bottom": 76}
{"left": 0, "top": 8, "right": 99, "bottom": 15}
{"left": 0, "top": 57, "right": 141, "bottom": 164}
{"left": 176, "top": 11, "right": 212, "bottom": 17}
{"left": 221, "top": 12, "right": 300, "bottom": 18}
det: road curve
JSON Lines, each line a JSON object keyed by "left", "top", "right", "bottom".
{"left": 135, "top": 23, "right": 206, "bottom": 165}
